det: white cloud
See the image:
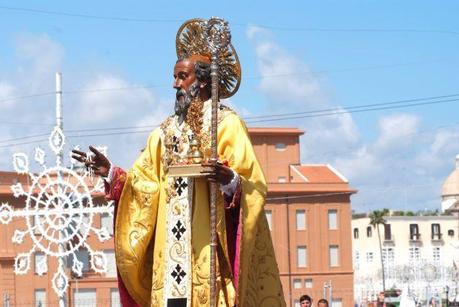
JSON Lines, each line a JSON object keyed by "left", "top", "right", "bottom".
{"left": 429, "top": 129, "right": 459, "bottom": 156}
{"left": 373, "top": 113, "right": 420, "bottom": 153}
{"left": 0, "top": 33, "right": 172, "bottom": 172}
{"left": 248, "top": 27, "right": 325, "bottom": 108}
{"left": 246, "top": 24, "right": 269, "bottom": 40}
{"left": 0, "top": 81, "right": 17, "bottom": 108}
{"left": 414, "top": 128, "right": 459, "bottom": 176}
{"left": 15, "top": 33, "right": 64, "bottom": 92}
{"left": 333, "top": 114, "right": 420, "bottom": 184}
{"left": 334, "top": 146, "right": 383, "bottom": 183}
{"left": 333, "top": 113, "right": 459, "bottom": 211}
{"left": 77, "top": 75, "right": 157, "bottom": 124}
{"left": 247, "top": 25, "right": 459, "bottom": 212}
{"left": 135, "top": 98, "right": 172, "bottom": 128}
{"left": 0, "top": 34, "right": 65, "bottom": 170}
{"left": 247, "top": 24, "right": 359, "bottom": 160}
{"left": 70, "top": 76, "right": 173, "bottom": 169}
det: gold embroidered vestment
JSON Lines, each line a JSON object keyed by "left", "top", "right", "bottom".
{"left": 114, "top": 101, "right": 286, "bottom": 306}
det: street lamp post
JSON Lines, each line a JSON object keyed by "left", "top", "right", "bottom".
{"left": 446, "top": 285, "right": 450, "bottom": 307}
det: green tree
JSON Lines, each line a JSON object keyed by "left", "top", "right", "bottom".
{"left": 369, "top": 209, "right": 388, "bottom": 294}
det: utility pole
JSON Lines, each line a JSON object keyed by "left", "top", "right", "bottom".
{"left": 323, "top": 280, "right": 333, "bottom": 304}
{"left": 56, "top": 72, "right": 66, "bottom": 307}
{"left": 329, "top": 280, "right": 333, "bottom": 305}
{"left": 3, "top": 293, "right": 10, "bottom": 307}
{"left": 323, "top": 281, "right": 328, "bottom": 299}
{"left": 445, "top": 285, "right": 450, "bottom": 307}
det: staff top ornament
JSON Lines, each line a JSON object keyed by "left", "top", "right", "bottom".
{"left": 175, "top": 17, "right": 241, "bottom": 99}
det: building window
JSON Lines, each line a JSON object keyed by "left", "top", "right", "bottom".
{"left": 105, "top": 250, "right": 117, "bottom": 277}
{"left": 353, "top": 228, "right": 359, "bottom": 239}
{"left": 409, "top": 224, "right": 420, "bottom": 240}
{"left": 409, "top": 247, "right": 420, "bottom": 263}
{"left": 366, "top": 252, "right": 374, "bottom": 263}
{"left": 75, "top": 214, "right": 91, "bottom": 236}
{"left": 101, "top": 213, "right": 114, "bottom": 236}
{"left": 294, "top": 300, "right": 300, "bottom": 307}
{"left": 354, "top": 251, "right": 360, "bottom": 269}
{"left": 35, "top": 289, "right": 46, "bottom": 307}
{"left": 33, "top": 215, "right": 44, "bottom": 235}
{"left": 34, "top": 252, "right": 47, "bottom": 275}
{"left": 304, "top": 278, "right": 313, "bottom": 288}
{"left": 275, "top": 142, "right": 286, "bottom": 151}
{"left": 296, "top": 210, "right": 306, "bottom": 230}
{"left": 73, "top": 288, "right": 96, "bottom": 307}
{"left": 329, "top": 245, "right": 339, "bottom": 267}
{"left": 331, "top": 298, "right": 342, "bottom": 307}
{"left": 265, "top": 210, "right": 272, "bottom": 231}
{"left": 293, "top": 278, "right": 302, "bottom": 289}
{"left": 111, "top": 288, "right": 121, "bottom": 307}
{"left": 72, "top": 249, "right": 90, "bottom": 273}
{"left": 433, "top": 247, "right": 441, "bottom": 262}
{"left": 382, "top": 248, "right": 395, "bottom": 279}
{"left": 382, "top": 248, "right": 394, "bottom": 266}
{"left": 278, "top": 176, "right": 287, "bottom": 183}
{"left": 297, "top": 246, "right": 307, "bottom": 268}
{"left": 431, "top": 223, "right": 441, "bottom": 240}
{"left": 328, "top": 210, "right": 338, "bottom": 230}
{"left": 448, "top": 229, "right": 455, "bottom": 237}
{"left": 384, "top": 224, "right": 392, "bottom": 240}
{"left": 366, "top": 226, "right": 372, "bottom": 238}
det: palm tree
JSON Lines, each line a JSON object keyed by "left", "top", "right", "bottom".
{"left": 369, "top": 209, "right": 388, "bottom": 295}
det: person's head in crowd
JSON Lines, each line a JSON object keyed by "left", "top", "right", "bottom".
{"left": 317, "top": 298, "right": 329, "bottom": 307}
{"left": 300, "top": 294, "right": 312, "bottom": 307}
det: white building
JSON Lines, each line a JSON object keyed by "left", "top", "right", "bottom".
{"left": 353, "top": 215, "right": 459, "bottom": 304}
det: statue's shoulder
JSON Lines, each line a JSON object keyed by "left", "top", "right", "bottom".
{"left": 159, "top": 115, "right": 175, "bottom": 133}
{"left": 217, "top": 103, "right": 238, "bottom": 124}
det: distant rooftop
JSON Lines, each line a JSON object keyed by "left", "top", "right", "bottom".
{"left": 248, "top": 127, "right": 304, "bottom": 136}
{"left": 291, "top": 164, "right": 349, "bottom": 184}
{"left": 352, "top": 209, "right": 454, "bottom": 219}
{"left": 268, "top": 164, "right": 356, "bottom": 194}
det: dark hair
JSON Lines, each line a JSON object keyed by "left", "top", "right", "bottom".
{"left": 175, "top": 57, "right": 211, "bottom": 97}
{"left": 299, "top": 295, "right": 312, "bottom": 302}
{"left": 193, "top": 61, "right": 211, "bottom": 84}
{"left": 318, "top": 299, "right": 329, "bottom": 306}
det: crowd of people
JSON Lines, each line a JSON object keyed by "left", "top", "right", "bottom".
{"left": 299, "top": 295, "right": 329, "bottom": 307}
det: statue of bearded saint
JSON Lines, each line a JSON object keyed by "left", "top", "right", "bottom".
{"left": 72, "top": 19, "right": 286, "bottom": 307}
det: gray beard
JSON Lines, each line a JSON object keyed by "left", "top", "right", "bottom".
{"left": 174, "top": 82, "right": 200, "bottom": 124}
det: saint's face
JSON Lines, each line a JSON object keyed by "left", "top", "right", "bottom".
{"left": 173, "top": 59, "right": 197, "bottom": 93}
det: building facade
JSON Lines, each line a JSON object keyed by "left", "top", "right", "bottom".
{"left": 352, "top": 214, "right": 459, "bottom": 304}
{"left": 250, "top": 128, "right": 355, "bottom": 307}
{"left": 0, "top": 127, "right": 356, "bottom": 306}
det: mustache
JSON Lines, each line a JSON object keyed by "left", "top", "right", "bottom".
{"left": 176, "top": 88, "right": 187, "bottom": 99}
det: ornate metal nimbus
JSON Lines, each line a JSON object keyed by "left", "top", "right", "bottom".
{"left": 176, "top": 17, "right": 241, "bottom": 99}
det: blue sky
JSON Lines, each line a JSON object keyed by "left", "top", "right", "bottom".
{"left": 0, "top": 1, "right": 459, "bottom": 212}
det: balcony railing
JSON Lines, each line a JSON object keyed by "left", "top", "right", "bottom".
{"left": 431, "top": 233, "right": 443, "bottom": 241}
{"left": 409, "top": 233, "right": 421, "bottom": 241}
{"left": 383, "top": 235, "right": 395, "bottom": 244}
